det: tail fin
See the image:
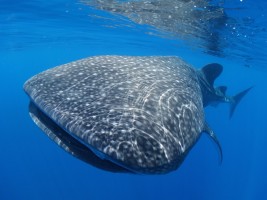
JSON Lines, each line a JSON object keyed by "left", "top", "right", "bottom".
{"left": 230, "top": 87, "right": 253, "bottom": 118}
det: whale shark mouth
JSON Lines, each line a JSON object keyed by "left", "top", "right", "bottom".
{"left": 28, "top": 101, "right": 132, "bottom": 173}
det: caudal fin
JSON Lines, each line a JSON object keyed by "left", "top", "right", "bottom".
{"left": 230, "top": 87, "right": 253, "bottom": 118}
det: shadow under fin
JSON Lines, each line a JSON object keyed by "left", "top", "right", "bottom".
{"left": 201, "top": 63, "right": 223, "bottom": 86}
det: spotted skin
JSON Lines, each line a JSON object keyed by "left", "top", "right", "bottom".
{"left": 24, "top": 56, "right": 205, "bottom": 174}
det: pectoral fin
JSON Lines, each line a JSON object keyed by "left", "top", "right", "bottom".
{"left": 203, "top": 123, "right": 223, "bottom": 164}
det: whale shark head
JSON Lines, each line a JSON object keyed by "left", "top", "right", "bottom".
{"left": 24, "top": 56, "right": 207, "bottom": 174}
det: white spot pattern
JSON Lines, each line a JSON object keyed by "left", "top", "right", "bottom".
{"left": 24, "top": 56, "right": 205, "bottom": 174}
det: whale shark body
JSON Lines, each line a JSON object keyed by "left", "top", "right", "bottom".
{"left": 24, "top": 56, "right": 251, "bottom": 174}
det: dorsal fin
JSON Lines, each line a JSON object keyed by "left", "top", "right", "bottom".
{"left": 203, "top": 123, "right": 223, "bottom": 164}
{"left": 201, "top": 63, "right": 223, "bottom": 86}
{"left": 217, "top": 86, "right": 227, "bottom": 95}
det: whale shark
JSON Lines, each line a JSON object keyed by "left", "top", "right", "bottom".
{"left": 23, "top": 56, "right": 251, "bottom": 174}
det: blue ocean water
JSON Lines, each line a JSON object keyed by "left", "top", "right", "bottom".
{"left": 1, "top": 0, "right": 267, "bottom": 199}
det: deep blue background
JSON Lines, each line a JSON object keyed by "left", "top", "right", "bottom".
{"left": 1, "top": 0, "right": 267, "bottom": 199}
